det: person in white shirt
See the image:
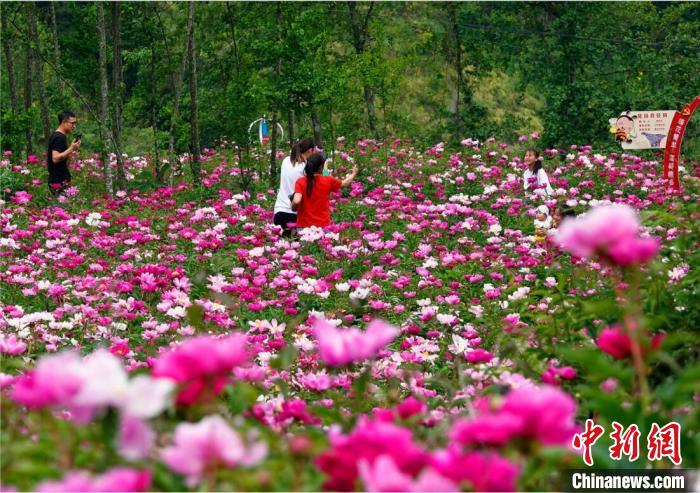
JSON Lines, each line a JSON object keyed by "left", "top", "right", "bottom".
{"left": 523, "top": 149, "right": 553, "bottom": 195}
{"left": 274, "top": 138, "right": 315, "bottom": 236}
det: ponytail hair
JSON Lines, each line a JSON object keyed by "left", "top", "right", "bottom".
{"left": 528, "top": 148, "right": 543, "bottom": 173}
{"left": 304, "top": 152, "right": 326, "bottom": 197}
{"left": 291, "top": 138, "right": 315, "bottom": 164}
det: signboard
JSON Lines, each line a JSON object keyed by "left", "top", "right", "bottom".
{"left": 609, "top": 111, "right": 675, "bottom": 149}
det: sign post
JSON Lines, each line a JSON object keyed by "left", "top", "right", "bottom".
{"left": 662, "top": 96, "right": 700, "bottom": 191}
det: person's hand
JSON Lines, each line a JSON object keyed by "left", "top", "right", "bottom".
{"left": 351, "top": 165, "right": 358, "bottom": 176}
{"left": 69, "top": 139, "right": 82, "bottom": 153}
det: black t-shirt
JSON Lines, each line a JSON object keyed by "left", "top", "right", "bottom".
{"left": 47, "top": 131, "right": 71, "bottom": 184}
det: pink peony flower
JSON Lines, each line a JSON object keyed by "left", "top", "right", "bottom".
{"left": 431, "top": 448, "right": 521, "bottom": 492}
{"left": 152, "top": 334, "right": 248, "bottom": 405}
{"left": 10, "top": 352, "right": 84, "bottom": 408}
{"left": 118, "top": 414, "right": 155, "bottom": 461}
{"left": 450, "top": 413, "right": 523, "bottom": 447}
{"left": 359, "top": 455, "right": 458, "bottom": 492}
{"left": 161, "top": 415, "right": 266, "bottom": 486}
{"left": 11, "top": 350, "right": 173, "bottom": 420}
{"left": 553, "top": 204, "right": 658, "bottom": 266}
{"left": 499, "top": 385, "right": 579, "bottom": 445}
{"left": 312, "top": 318, "right": 398, "bottom": 367}
{"left": 10, "top": 191, "right": 32, "bottom": 204}
{"left": 606, "top": 236, "right": 660, "bottom": 266}
{"left": 36, "top": 468, "right": 151, "bottom": 492}
{"left": 0, "top": 334, "right": 27, "bottom": 355}
{"left": 450, "top": 385, "right": 578, "bottom": 448}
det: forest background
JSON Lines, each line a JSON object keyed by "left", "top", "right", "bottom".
{"left": 1, "top": 1, "right": 699, "bottom": 183}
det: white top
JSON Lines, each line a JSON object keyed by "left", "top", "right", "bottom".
{"left": 524, "top": 168, "right": 553, "bottom": 195}
{"left": 534, "top": 216, "right": 553, "bottom": 229}
{"left": 274, "top": 156, "right": 306, "bottom": 214}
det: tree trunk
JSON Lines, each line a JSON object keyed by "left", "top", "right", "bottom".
{"left": 269, "top": 112, "right": 278, "bottom": 182}
{"left": 362, "top": 86, "right": 377, "bottom": 138}
{"left": 150, "top": 43, "right": 161, "bottom": 181}
{"left": 112, "top": 1, "right": 126, "bottom": 190}
{"left": 311, "top": 110, "right": 323, "bottom": 150}
{"left": 287, "top": 109, "right": 295, "bottom": 147}
{"left": 35, "top": 56, "right": 52, "bottom": 142}
{"left": 187, "top": 1, "right": 200, "bottom": 183}
{"left": 447, "top": 3, "right": 462, "bottom": 130}
{"left": 347, "top": 1, "right": 378, "bottom": 137}
{"left": 24, "top": 3, "right": 35, "bottom": 157}
{"left": 168, "top": 4, "right": 191, "bottom": 186}
{"left": 96, "top": 2, "right": 113, "bottom": 195}
{"left": 26, "top": 2, "right": 50, "bottom": 142}
{"left": 1, "top": 9, "right": 19, "bottom": 114}
{"left": 49, "top": 2, "right": 63, "bottom": 98}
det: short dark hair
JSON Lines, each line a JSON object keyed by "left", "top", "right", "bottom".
{"left": 58, "top": 110, "right": 76, "bottom": 124}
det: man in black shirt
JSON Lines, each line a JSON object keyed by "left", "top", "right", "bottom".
{"left": 47, "top": 110, "right": 81, "bottom": 195}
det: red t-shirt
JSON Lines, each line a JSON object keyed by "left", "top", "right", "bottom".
{"left": 294, "top": 175, "right": 342, "bottom": 227}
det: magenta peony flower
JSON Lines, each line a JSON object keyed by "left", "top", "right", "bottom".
{"left": 312, "top": 318, "right": 398, "bottom": 367}
{"left": 396, "top": 396, "right": 427, "bottom": 420}
{"left": 152, "top": 334, "right": 248, "bottom": 405}
{"left": 316, "top": 417, "right": 429, "bottom": 491}
{"left": 161, "top": 415, "right": 266, "bottom": 486}
{"left": 597, "top": 325, "right": 665, "bottom": 360}
{"left": 466, "top": 348, "right": 494, "bottom": 364}
{"left": 36, "top": 468, "right": 151, "bottom": 492}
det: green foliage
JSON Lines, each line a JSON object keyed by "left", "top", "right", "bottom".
{"left": 1, "top": 2, "right": 699, "bottom": 178}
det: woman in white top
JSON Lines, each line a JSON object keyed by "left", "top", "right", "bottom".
{"left": 274, "top": 138, "right": 315, "bottom": 236}
{"left": 523, "top": 149, "right": 553, "bottom": 195}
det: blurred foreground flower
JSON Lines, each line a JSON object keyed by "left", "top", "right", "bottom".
{"left": 161, "top": 415, "right": 266, "bottom": 486}
{"left": 36, "top": 468, "right": 151, "bottom": 492}
{"left": 451, "top": 385, "right": 578, "bottom": 447}
{"left": 553, "top": 204, "right": 659, "bottom": 266}
{"left": 152, "top": 333, "right": 248, "bottom": 405}
{"left": 597, "top": 325, "right": 665, "bottom": 360}
{"left": 312, "top": 318, "right": 398, "bottom": 367}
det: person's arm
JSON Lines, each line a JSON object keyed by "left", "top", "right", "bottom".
{"left": 340, "top": 165, "right": 358, "bottom": 188}
{"left": 523, "top": 171, "right": 530, "bottom": 190}
{"left": 291, "top": 192, "right": 302, "bottom": 211}
{"left": 539, "top": 169, "right": 553, "bottom": 195}
{"left": 52, "top": 139, "right": 81, "bottom": 162}
{"left": 291, "top": 178, "right": 304, "bottom": 212}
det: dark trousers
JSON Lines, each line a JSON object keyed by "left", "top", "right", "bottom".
{"left": 274, "top": 211, "right": 297, "bottom": 237}
{"left": 48, "top": 180, "right": 71, "bottom": 197}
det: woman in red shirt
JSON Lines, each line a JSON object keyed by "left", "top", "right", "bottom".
{"left": 291, "top": 153, "right": 358, "bottom": 228}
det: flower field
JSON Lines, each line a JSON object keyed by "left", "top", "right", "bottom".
{"left": 1, "top": 137, "right": 698, "bottom": 492}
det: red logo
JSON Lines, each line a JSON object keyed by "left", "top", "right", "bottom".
{"left": 572, "top": 419, "right": 605, "bottom": 466}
